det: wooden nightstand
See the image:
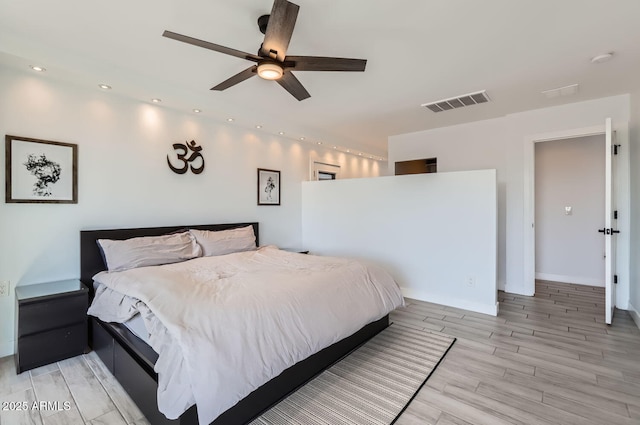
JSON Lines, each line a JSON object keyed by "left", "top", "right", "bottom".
{"left": 15, "top": 279, "right": 88, "bottom": 374}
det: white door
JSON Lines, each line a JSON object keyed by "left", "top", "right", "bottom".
{"left": 604, "top": 118, "right": 617, "bottom": 324}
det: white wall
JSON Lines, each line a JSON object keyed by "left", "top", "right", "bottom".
{"left": 387, "top": 118, "right": 508, "bottom": 289}
{"left": 301, "top": 170, "right": 498, "bottom": 316}
{"left": 309, "top": 152, "right": 389, "bottom": 179}
{"left": 389, "top": 95, "right": 630, "bottom": 305}
{"left": 630, "top": 91, "right": 640, "bottom": 328}
{"left": 0, "top": 69, "right": 381, "bottom": 357}
{"left": 535, "top": 135, "right": 605, "bottom": 286}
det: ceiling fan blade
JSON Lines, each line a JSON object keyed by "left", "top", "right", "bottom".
{"left": 163, "top": 30, "right": 261, "bottom": 62}
{"left": 211, "top": 65, "right": 257, "bottom": 91}
{"left": 276, "top": 71, "right": 310, "bottom": 101}
{"left": 284, "top": 56, "right": 367, "bottom": 72}
{"left": 261, "top": 0, "right": 299, "bottom": 61}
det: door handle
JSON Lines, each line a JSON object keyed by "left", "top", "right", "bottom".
{"left": 598, "top": 228, "right": 620, "bottom": 235}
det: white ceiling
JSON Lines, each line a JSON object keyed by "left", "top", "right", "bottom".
{"left": 2, "top": 0, "right": 640, "bottom": 158}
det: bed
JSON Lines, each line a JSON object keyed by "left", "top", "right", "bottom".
{"left": 80, "top": 222, "right": 403, "bottom": 425}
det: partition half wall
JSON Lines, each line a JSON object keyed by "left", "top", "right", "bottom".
{"left": 301, "top": 169, "right": 498, "bottom": 315}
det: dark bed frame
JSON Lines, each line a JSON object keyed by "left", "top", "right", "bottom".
{"left": 80, "top": 222, "right": 389, "bottom": 425}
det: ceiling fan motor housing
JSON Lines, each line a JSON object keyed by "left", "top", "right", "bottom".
{"left": 258, "top": 15, "right": 270, "bottom": 34}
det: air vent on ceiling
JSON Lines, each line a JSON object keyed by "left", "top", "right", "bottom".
{"left": 541, "top": 83, "right": 579, "bottom": 99}
{"left": 421, "top": 90, "right": 490, "bottom": 113}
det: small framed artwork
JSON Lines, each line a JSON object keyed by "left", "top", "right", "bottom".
{"left": 257, "top": 168, "right": 280, "bottom": 205}
{"left": 5, "top": 135, "right": 78, "bottom": 204}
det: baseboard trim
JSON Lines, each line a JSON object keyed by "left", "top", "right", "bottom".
{"left": 535, "top": 273, "right": 604, "bottom": 287}
{"left": 629, "top": 302, "right": 640, "bottom": 330}
{"left": 0, "top": 340, "right": 14, "bottom": 359}
{"left": 400, "top": 287, "right": 498, "bottom": 316}
{"left": 503, "top": 283, "right": 533, "bottom": 296}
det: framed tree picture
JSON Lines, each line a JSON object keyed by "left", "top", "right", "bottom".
{"left": 5, "top": 135, "right": 78, "bottom": 204}
{"left": 257, "top": 168, "right": 280, "bottom": 205}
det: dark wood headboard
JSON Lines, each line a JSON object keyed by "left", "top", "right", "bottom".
{"left": 80, "top": 222, "right": 259, "bottom": 293}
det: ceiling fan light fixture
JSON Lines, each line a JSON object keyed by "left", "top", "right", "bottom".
{"left": 257, "top": 62, "right": 283, "bottom": 80}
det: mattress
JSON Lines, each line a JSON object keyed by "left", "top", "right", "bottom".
{"left": 88, "top": 246, "right": 404, "bottom": 424}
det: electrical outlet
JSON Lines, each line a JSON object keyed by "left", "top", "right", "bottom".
{"left": 465, "top": 276, "right": 475, "bottom": 287}
{"left": 0, "top": 280, "right": 9, "bottom": 297}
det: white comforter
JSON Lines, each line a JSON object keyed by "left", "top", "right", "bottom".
{"left": 89, "top": 246, "right": 404, "bottom": 425}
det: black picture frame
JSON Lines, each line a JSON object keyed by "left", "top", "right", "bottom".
{"left": 257, "top": 168, "right": 280, "bottom": 205}
{"left": 5, "top": 135, "right": 78, "bottom": 204}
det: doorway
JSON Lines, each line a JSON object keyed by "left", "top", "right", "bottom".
{"left": 311, "top": 161, "right": 341, "bottom": 181}
{"left": 523, "top": 120, "right": 630, "bottom": 324}
{"left": 534, "top": 135, "right": 605, "bottom": 287}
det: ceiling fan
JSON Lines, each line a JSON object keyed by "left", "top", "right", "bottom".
{"left": 162, "top": 0, "right": 367, "bottom": 101}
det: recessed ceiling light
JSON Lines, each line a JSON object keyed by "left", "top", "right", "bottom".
{"left": 332, "top": 146, "right": 337, "bottom": 149}
{"left": 591, "top": 52, "right": 614, "bottom": 64}
{"left": 98, "top": 84, "right": 111, "bottom": 90}
{"left": 227, "top": 118, "right": 234, "bottom": 122}
{"left": 278, "top": 131, "right": 285, "bottom": 135}
{"left": 151, "top": 98, "right": 162, "bottom": 103}
{"left": 193, "top": 109, "right": 201, "bottom": 113}
{"left": 317, "top": 141, "right": 322, "bottom": 145}
{"left": 358, "top": 153, "right": 363, "bottom": 156}
{"left": 255, "top": 125, "right": 262, "bottom": 129}
{"left": 346, "top": 149, "right": 350, "bottom": 153}
{"left": 299, "top": 137, "right": 305, "bottom": 141}
{"left": 30, "top": 65, "right": 46, "bottom": 72}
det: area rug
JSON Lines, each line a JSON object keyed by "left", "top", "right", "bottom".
{"left": 250, "top": 324, "right": 456, "bottom": 425}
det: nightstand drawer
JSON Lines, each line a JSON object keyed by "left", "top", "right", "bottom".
{"left": 17, "top": 322, "right": 87, "bottom": 371}
{"left": 18, "top": 292, "right": 87, "bottom": 337}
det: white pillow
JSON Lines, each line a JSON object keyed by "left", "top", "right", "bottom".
{"left": 189, "top": 226, "right": 256, "bottom": 257}
{"left": 98, "top": 231, "right": 202, "bottom": 272}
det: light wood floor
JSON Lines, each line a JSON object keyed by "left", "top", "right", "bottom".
{"left": 393, "top": 281, "right": 640, "bottom": 425}
{"left": 0, "top": 350, "right": 150, "bottom": 425}
{"left": 1, "top": 280, "right": 639, "bottom": 424}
